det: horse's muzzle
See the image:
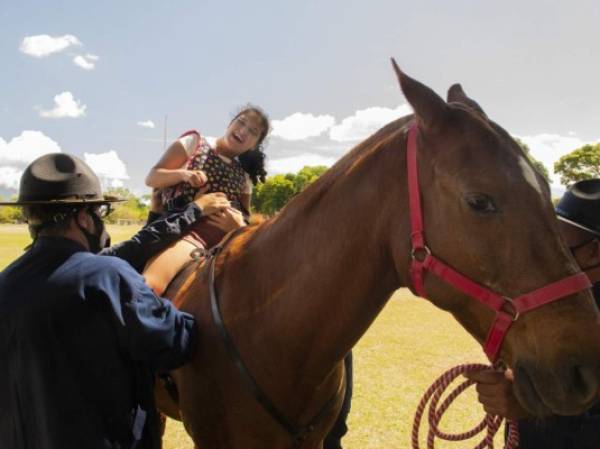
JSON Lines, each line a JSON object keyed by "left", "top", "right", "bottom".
{"left": 513, "top": 359, "right": 600, "bottom": 417}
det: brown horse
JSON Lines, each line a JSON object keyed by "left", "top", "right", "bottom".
{"left": 159, "top": 64, "right": 600, "bottom": 448}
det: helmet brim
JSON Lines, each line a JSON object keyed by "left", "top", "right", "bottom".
{"left": 557, "top": 214, "right": 600, "bottom": 237}
{"left": 0, "top": 195, "right": 126, "bottom": 206}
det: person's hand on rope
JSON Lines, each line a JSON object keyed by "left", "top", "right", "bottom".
{"left": 181, "top": 169, "right": 208, "bottom": 188}
{"left": 193, "top": 192, "right": 230, "bottom": 216}
{"left": 206, "top": 207, "right": 246, "bottom": 232}
{"left": 464, "top": 368, "right": 529, "bottom": 420}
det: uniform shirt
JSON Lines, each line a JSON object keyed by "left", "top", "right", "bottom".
{"left": 102, "top": 202, "right": 204, "bottom": 271}
{"left": 0, "top": 207, "right": 200, "bottom": 449}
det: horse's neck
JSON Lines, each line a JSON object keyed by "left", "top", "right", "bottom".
{"left": 223, "top": 135, "right": 409, "bottom": 384}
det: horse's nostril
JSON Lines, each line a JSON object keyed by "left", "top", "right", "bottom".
{"left": 570, "top": 365, "right": 597, "bottom": 403}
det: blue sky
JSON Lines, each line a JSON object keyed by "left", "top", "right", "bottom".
{"left": 2, "top": 0, "right": 600, "bottom": 197}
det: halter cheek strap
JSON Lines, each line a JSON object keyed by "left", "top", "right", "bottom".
{"left": 406, "top": 122, "right": 592, "bottom": 361}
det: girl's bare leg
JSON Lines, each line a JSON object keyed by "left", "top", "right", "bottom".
{"left": 143, "top": 239, "right": 203, "bottom": 296}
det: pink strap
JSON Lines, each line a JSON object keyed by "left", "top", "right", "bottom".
{"left": 513, "top": 272, "right": 591, "bottom": 313}
{"left": 407, "top": 124, "right": 427, "bottom": 297}
{"left": 179, "top": 129, "right": 201, "bottom": 139}
{"left": 407, "top": 124, "right": 425, "bottom": 250}
{"left": 178, "top": 129, "right": 203, "bottom": 168}
{"left": 424, "top": 256, "right": 506, "bottom": 311}
{"left": 484, "top": 312, "right": 516, "bottom": 360}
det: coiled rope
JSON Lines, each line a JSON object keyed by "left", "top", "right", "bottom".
{"left": 412, "top": 364, "right": 519, "bottom": 449}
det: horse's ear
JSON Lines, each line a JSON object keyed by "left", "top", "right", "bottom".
{"left": 447, "top": 83, "right": 488, "bottom": 117}
{"left": 391, "top": 58, "right": 447, "bottom": 130}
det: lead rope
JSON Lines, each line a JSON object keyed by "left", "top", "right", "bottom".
{"left": 412, "top": 364, "right": 519, "bottom": 449}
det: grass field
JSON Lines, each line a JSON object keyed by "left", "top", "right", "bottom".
{"left": 0, "top": 224, "right": 500, "bottom": 448}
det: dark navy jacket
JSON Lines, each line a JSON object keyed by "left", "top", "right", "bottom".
{"left": 0, "top": 205, "right": 201, "bottom": 449}
{"left": 516, "top": 283, "right": 600, "bottom": 449}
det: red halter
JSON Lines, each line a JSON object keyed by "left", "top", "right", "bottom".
{"left": 406, "top": 122, "right": 591, "bottom": 361}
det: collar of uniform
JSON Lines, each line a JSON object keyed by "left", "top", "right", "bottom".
{"left": 33, "top": 236, "right": 88, "bottom": 254}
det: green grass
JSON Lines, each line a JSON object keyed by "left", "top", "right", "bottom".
{"left": 0, "top": 224, "right": 501, "bottom": 448}
{"left": 0, "top": 224, "right": 141, "bottom": 269}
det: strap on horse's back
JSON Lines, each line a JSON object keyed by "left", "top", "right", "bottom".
{"left": 158, "top": 229, "right": 248, "bottom": 406}
{"left": 164, "top": 256, "right": 205, "bottom": 309}
{"left": 164, "top": 227, "right": 249, "bottom": 309}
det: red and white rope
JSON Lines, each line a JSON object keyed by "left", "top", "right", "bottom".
{"left": 412, "top": 364, "right": 519, "bottom": 449}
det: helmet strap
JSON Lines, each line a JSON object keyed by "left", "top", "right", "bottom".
{"left": 75, "top": 209, "right": 111, "bottom": 253}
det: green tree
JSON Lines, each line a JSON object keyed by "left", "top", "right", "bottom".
{"left": 253, "top": 175, "right": 296, "bottom": 215}
{"left": 0, "top": 205, "right": 23, "bottom": 223}
{"left": 293, "top": 166, "right": 328, "bottom": 193}
{"left": 105, "top": 187, "right": 136, "bottom": 200}
{"left": 252, "top": 165, "right": 329, "bottom": 215}
{"left": 0, "top": 195, "right": 22, "bottom": 223}
{"left": 514, "top": 138, "right": 550, "bottom": 182}
{"left": 554, "top": 143, "right": 600, "bottom": 186}
{"left": 104, "top": 187, "right": 149, "bottom": 223}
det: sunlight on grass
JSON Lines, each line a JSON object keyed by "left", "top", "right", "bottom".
{"left": 0, "top": 224, "right": 503, "bottom": 448}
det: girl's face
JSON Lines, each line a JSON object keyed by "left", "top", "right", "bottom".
{"left": 222, "top": 110, "right": 265, "bottom": 156}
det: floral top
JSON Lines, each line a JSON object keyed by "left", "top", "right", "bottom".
{"left": 161, "top": 130, "right": 249, "bottom": 215}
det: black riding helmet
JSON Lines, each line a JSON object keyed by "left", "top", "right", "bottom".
{"left": 1, "top": 153, "right": 124, "bottom": 250}
{"left": 556, "top": 179, "right": 600, "bottom": 236}
{"left": 0, "top": 153, "right": 123, "bottom": 206}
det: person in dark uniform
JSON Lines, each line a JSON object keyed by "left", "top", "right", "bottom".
{"left": 466, "top": 178, "right": 600, "bottom": 449}
{"left": 0, "top": 153, "right": 229, "bottom": 449}
{"left": 324, "top": 352, "right": 353, "bottom": 449}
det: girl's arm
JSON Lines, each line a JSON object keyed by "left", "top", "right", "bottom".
{"left": 145, "top": 140, "right": 206, "bottom": 188}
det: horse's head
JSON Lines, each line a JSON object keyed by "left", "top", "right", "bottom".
{"left": 390, "top": 61, "right": 600, "bottom": 416}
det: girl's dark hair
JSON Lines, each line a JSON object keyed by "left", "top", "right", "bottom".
{"left": 233, "top": 105, "right": 270, "bottom": 185}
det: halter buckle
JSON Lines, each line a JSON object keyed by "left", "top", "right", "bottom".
{"left": 502, "top": 297, "right": 519, "bottom": 322}
{"left": 411, "top": 245, "right": 431, "bottom": 262}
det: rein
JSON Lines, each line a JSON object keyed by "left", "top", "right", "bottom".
{"left": 208, "top": 230, "right": 344, "bottom": 448}
{"left": 406, "top": 121, "right": 592, "bottom": 448}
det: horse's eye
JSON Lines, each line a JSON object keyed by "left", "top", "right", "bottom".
{"left": 464, "top": 193, "right": 497, "bottom": 214}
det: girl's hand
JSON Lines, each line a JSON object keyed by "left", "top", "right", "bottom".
{"left": 205, "top": 207, "right": 246, "bottom": 232}
{"left": 181, "top": 169, "right": 208, "bottom": 188}
{"left": 193, "top": 192, "right": 230, "bottom": 216}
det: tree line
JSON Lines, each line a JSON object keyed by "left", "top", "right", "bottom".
{"left": 0, "top": 166, "right": 328, "bottom": 224}
{"left": 1, "top": 141, "right": 600, "bottom": 224}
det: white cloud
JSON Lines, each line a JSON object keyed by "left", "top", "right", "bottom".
{"left": 0, "top": 131, "right": 62, "bottom": 165}
{"left": 137, "top": 120, "right": 156, "bottom": 129}
{"left": 0, "top": 166, "right": 24, "bottom": 190}
{"left": 73, "top": 53, "right": 98, "bottom": 70}
{"left": 38, "top": 92, "right": 87, "bottom": 119}
{"left": 271, "top": 113, "right": 335, "bottom": 141}
{"left": 329, "top": 104, "right": 413, "bottom": 142}
{"left": 83, "top": 150, "right": 129, "bottom": 189}
{"left": 0, "top": 131, "right": 62, "bottom": 190}
{"left": 268, "top": 153, "right": 338, "bottom": 175}
{"left": 19, "top": 34, "right": 81, "bottom": 58}
{"left": 518, "top": 133, "right": 600, "bottom": 186}
{"left": 109, "top": 179, "right": 125, "bottom": 188}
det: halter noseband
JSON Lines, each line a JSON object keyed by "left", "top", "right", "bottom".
{"left": 406, "top": 122, "right": 591, "bottom": 361}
